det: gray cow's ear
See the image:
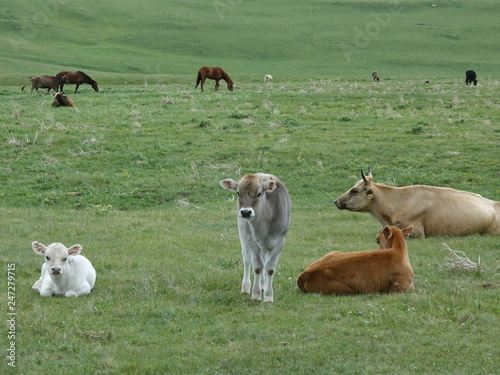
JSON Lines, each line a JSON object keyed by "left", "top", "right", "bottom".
{"left": 263, "top": 180, "right": 277, "bottom": 193}
{"left": 220, "top": 179, "right": 238, "bottom": 191}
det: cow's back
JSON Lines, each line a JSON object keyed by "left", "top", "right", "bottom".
{"left": 416, "top": 187, "right": 499, "bottom": 236}
{"left": 68, "top": 255, "right": 96, "bottom": 289}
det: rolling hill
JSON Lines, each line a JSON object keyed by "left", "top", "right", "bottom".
{"left": 1, "top": 0, "right": 499, "bottom": 83}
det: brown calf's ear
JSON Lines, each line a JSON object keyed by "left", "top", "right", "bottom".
{"left": 383, "top": 226, "right": 392, "bottom": 238}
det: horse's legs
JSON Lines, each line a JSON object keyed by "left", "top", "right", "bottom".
{"left": 200, "top": 78, "right": 206, "bottom": 92}
{"left": 214, "top": 80, "right": 220, "bottom": 91}
{"left": 74, "top": 84, "right": 80, "bottom": 94}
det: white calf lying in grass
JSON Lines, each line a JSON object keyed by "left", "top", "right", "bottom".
{"left": 32, "top": 241, "right": 96, "bottom": 297}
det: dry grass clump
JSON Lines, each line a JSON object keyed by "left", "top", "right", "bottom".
{"left": 442, "top": 243, "right": 481, "bottom": 271}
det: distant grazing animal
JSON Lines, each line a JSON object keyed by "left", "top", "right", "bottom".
{"left": 297, "top": 225, "right": 414, "bottom": 295}
{"left": 56, "top": 71, "right": 99, "bottom": 93}
{"left": 32, "top": 241, "right": 96, "bottom": 297}
{"left": 21, "top": 75, "right": 68, "bottom": 95}
{"left": 372, "top": 71, "right": 380, "bottom": 81}
{"left": 334, "top": 168, "right": 500, "bottom": 238}
{"left": 220, "top": 173, "right": 291, "bottom": 302}
{"left": 465, "top": 70, "right": 477, "bottom": 86}
{"left": 264, "top": 74, "right": 273, "bottom": 83}
{"left": 52, "top": 92, "right": 74, "bottom": 107}
{"left": 195, "top": 66, "right": 233, "bottom": 92}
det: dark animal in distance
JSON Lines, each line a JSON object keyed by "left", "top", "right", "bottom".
{"left": 56, "top": 71, "right": 99, "bottom": 93}
{"left": 52, "top": 92, "right": 74, "bottom": 107}
{"left": 195, "top": 66, "right": 233, "bottom": 92}
{"left": 465, "top": 70, "right": 477, "bottom": 86}
{"left": 21, "top": 75, "right": 68, "bottom": 95}
{"left": 372, "top": 71, "right": 380, "bottom": 81}
{"left": 297, "top": 225, "right": 414, "bottom": 295}
{"left": 335, "top": 167, "right": 500, "bottom": 238}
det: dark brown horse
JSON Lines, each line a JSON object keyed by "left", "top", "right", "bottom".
{"left": 56, "top": 71, "right": 99, "bottom": 93}
{"left": 195, "top": 66, "right": 233, "bottom": 92}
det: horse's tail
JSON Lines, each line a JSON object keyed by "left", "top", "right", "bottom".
{"left": 21, "top": 85, "right": 26, "bottom": 92}
{"left": 195, "top": 72, "right": 202, "bottom": 89}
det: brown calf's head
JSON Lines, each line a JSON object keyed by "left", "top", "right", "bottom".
{"left": 376, "top": 225, "right": 413, "bottom": 249}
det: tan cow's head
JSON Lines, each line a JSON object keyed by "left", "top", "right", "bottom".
{"left": 32, "top": 242, "right": 82, "bottom": 278}
{"left": 335, "top": 168, "right": 376, "bottom": 211}
{"left": 220, "top": 174, "right": 277, "bottom": 220}
{"left": 376, "top": 225, "right": 413, "bottom": 249}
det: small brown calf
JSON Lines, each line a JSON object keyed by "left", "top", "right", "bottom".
{"left": 297, "top": 225, "right": 414, "bottom": 295}
{"left": 52, "top": 92, "right": 74, "bottom": 107}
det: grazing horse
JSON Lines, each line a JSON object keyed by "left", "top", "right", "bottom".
{"left": 195, "top": 66, "right": 233, "bottom": 92}
{"left": 56, "top": 71, "right": 99, "bottom": 93}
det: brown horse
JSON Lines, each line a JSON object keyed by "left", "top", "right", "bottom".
{"left": 56, "top": 71, "right": 99, "bottom": 93}
{"left": 195, "top": 66, "right": 233, "bottom": 92}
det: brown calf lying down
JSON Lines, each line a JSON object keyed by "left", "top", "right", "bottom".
{"left": 52, "top": 92, "right": 74, "bottom": 107}
{"left": 297, "top": 225, "right": 414, "bottom": 295}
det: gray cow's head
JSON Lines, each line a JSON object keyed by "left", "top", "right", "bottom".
{"left": 32, "top": 242, "right": 82, "bottom": 278}
{"left": 221, "top": 174, "right": 277, "bottom": 220}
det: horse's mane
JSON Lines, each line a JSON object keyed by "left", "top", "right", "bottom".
{"left": 77, "top": 71, "right": 95, "bottom": 83}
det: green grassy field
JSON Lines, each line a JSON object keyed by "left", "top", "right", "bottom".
{"left": 1, "top": 1, "right": 500, "bottom": 374}
{"left": 2, "top": 79, "right": 499, "bottom": 374}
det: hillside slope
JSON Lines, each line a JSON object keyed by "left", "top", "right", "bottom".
{"left": 1, "top": 0, "right": 498, "bottom": 82}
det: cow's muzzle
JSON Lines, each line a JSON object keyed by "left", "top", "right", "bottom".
{"left": 334, "top": 199, "right": 345, "bottom": 209}
{"left": 239, "top": 208, "right": 255, "bottom": 219}
{"left": 50, "top": 267, "right": 62, "bottom": 275}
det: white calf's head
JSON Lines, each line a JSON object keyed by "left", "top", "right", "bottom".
{"left": 221, "top": 174, "right": 277, "bottom": 220}
{"left": 32, "top": 242, "right": 82, "bottom": 278}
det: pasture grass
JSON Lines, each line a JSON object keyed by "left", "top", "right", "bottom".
{"left": 1, "top": 78, "right": 499, "bottom": 374}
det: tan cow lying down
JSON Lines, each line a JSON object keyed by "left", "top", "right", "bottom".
{"left": 335, "top": 168, "right": 500, "bottom": 238}
{"left": 297, "top": 225, "right": 414, "bottom": 295}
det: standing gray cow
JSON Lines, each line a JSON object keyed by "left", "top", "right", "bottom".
{"left": 221, "top": 173, "right": 291, "bottom": 302}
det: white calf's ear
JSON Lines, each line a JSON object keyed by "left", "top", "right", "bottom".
{"left": 68, "top": 244, "right": 83, "bottom": 256}
{"left": 220, "top": 179, "right": 238, "bottom": 191}
{"left": 32, "top": 241, "right": 46, "bottom": 255}
{"left": 263, "top": 180, "right": 277, "bottom": 193}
